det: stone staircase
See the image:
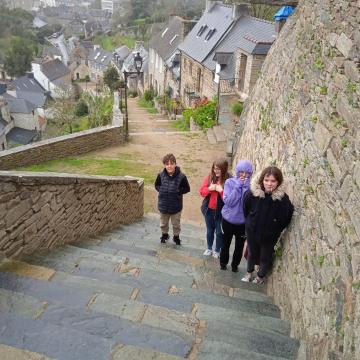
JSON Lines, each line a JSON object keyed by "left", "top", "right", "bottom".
{"left": 0, "top": 214, "right": 299, "bottom": 360}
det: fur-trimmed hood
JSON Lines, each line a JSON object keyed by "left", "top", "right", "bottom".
{"left": 250, "top": 172, "right": 286, "bottom": 201}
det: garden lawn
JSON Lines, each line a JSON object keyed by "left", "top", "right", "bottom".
{"left": 18, "top": 156, "right": 157, "bottom": 185}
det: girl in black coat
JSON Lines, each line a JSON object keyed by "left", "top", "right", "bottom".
{"left": 242, "top": 166, "right": 293, "bottom": 284}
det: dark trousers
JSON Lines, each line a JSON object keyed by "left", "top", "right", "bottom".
{"left": 220, "top": 219, "right": 246, "bottom": 268}
{"left": 246, "top": 238, "right": 274, "bottom": 278}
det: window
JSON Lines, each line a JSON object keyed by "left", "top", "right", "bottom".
{"left": 161, "top": 28, "right": 168, "bottom": 37}
{"left": 205, "top": 28, "right": 216, "bottom": 41}
{"left": 169, "top": 35, "right": 178, "bottom": 45}
{"left": 196, "top": 25, "right": 208, "bottom": 37}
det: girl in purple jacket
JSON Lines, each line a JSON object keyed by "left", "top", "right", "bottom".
{"left": 219, "top": 160, "right": 253, "bottom": 272}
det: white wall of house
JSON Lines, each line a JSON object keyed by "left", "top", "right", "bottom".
{"left": 148, "top": 48, "right": 165, "bottom": 95}
{"left": 12, "top": 108, "right": 45, "bottom": 131}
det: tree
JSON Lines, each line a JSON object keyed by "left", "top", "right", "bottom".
{"left": 51, "top": 86, "right": 77, "bottom": 134}
{"left": 103, "top": 66, "right": 121, "bottom": 92}
{"left": 81, "top": 92, "right": 113, "bottom": 128}
{"left": 3, "top": 37, "right": 34, "bottom": 78}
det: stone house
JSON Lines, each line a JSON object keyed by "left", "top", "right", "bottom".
{"left": 148, "top": 16, "right": 195, "bottom": 98}
{"left": 88, "top": 46, "right": 113, "bottom": 83}
{"left": 69, "top": 41, "right": 92, "bottom": 81}
{"left": 122, "top": 43, "right": 149, "bottom": 95}
{"left": 179, "top": 1, "right": 276, "bottom": 107}
{"left": 31, "top": 58, "right": 71, "bottom": 97}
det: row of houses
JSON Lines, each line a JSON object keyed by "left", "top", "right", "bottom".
{"left": 148, "top": 1, "right": 292, "bottom": 109}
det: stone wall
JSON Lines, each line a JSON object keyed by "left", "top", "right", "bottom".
{"left": 233, "top": 1, "right": 359, "bottom": 359}
{"left": 0, "top": 171, "right": 144, "bottom": 259}
{"left": 0, "top": 92, "right": 124, "bottom": 170}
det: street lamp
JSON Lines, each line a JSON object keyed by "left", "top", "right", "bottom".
{"left": 123, "top": 52, "right": 143, "bottom": 139}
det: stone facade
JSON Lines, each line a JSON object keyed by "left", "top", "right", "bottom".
{"left": 233, "top": 1, "right": 360, "bottom": 359}
{"left": 0, "top": 171, "right": 144, "bottom": 258}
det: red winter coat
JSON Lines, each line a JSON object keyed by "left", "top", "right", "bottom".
{"left": 199, "top": 175, "right": 224, "bottom": 210}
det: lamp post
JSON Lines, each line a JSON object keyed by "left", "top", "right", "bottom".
{"left": 123, "top": 52, "right": 143, "bottom": 139}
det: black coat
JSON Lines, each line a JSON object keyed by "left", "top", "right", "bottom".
{"left": 243, "top": 178, "right": 293, "bottom": 246}
{"left": 155, "top": 166, "right": 190, "bottom": 214}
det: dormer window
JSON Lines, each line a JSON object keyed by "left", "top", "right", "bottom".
{"left": 169, "top": 35, "right": 178, "bottom": 45}
{"left": 161, "top": 28, "right": 168, "bottom": 37}
{"left": 196, "top": 25, "right": 208, "bottom": 37}
{"left": 205, "top": 28, "right": 216, "bottom": 41}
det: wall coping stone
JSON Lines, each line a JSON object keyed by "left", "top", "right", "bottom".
{"left": 0, "top": 171, "right": 144, "bottom": 186}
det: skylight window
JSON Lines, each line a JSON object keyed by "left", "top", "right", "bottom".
{"left": 205, "top": 28, "right": 216, "bottom": 41}
{"left": 94, "top": 52, "right": 101, "bottom": 60}
{"left": 161, "top": 28, "right": 168, "bottom": 37}
{"left": 197, "top": 25, "right": 208, "bottom": 37}
{"left": 169, "top": 35, "right": 178, "bottom": 45}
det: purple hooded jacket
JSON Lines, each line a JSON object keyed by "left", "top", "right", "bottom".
{"left": 221, "top": 160, "right": 253, "bottom": 225}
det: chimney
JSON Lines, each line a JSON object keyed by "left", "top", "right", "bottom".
{"left": 275, "top": 19, "right": 286, "bottom": 34}
{"left": 26, "top": 72, "right": 34, "bottom": 79}
{"left": 205, "top": 0, "right": 217, "bottom": 13}
{"left": 232, "top": 3, "right": 250, "bottom": 20}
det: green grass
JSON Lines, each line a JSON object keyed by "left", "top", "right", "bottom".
{"left": 138, "top": 98, "right": 158, "bottom": 114}
{"left": 18, "top": 157, "right": 157, "bottom": 185}
{"left": 171, "top": 118, "right": 189, "bottom": 131}
{"left": 93, "top": 34, "right": 136, "bottom": 51}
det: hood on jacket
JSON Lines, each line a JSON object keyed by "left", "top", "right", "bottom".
{"left": 250, "top": 171, "right": 286, "bottom": 201}
{"left": 235, "top": 160, "right": 253, "bottom": 177}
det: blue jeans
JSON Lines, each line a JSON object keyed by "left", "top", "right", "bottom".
{"left": 204, "top": 208, "right": 223, "bottom": 252}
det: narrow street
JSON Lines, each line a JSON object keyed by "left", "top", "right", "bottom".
{"left": 97, "top": 97, "right": 226, "bottom": 223}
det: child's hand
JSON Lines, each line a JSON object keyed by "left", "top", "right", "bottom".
{"left": 208, "top": 183, "right": 216, "bottom": 191}
{"left": 215, "top": 184, "right": 223, "bottom": 192}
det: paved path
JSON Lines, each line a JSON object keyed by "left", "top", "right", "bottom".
{"left": 0, "top": 215, "right": 299, "bottom": 360}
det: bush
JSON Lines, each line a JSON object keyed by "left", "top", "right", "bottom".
{"left": 231, "top": 102, "right": 243, "bottom": 117}
{"left": 183, "top": 100, "right": 217, "bottom": 130}
{"left": 74, "top": 99, "right": 89, "bottom": 117}
{"left": 144, "top": 89, "right": 154, "bottom": 102}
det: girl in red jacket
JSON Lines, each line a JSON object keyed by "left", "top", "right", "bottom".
{"left": 199, "top": 159, "right": 231, "bottom": 258}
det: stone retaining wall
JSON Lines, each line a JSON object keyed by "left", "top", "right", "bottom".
{"left": 0, "top": 171, "right": 144, "bottom": 258}
{"left": 233, "top": 1, "right": 359, "bottom": 359}
{"left": 0, "top": 92, "right": 125, "bottom": 170}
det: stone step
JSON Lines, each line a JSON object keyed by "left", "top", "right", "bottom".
{"left": 203, "top": 320, "right": 299, "bottom": 360}
{"left": 212, "top": 125, "right": 226, "bottom": 142}
{"left": 194, "top": 302, "right": 290, "bottom": 336}
{"left": 0, "top": 312, "right": 114, "bottom": 360}
{"left": 207, "top": 128, "right": 217, "bottom": 144}
{"left": 197, "top": 339, "right": 290, "bottom": 360}
{"left": 0, "top": 344, "right": 54, "bottom": 360}
{"left": 111, "top": 344, "right": 184, "bottom": 360}
{"left": 0, "top": 287, "right": 192, "bottom": 358}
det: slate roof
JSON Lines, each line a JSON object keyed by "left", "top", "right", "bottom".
{"left": 114, "top": 46, "right": 130, "bottom": 60}
{"left": 7, "top": 127, "right": 38, "bottom": 145}
{"left": 2, "top": 94, "right": 37, "bottom": 114}
{"left": 89, "top": 48, "right": 113, "bottom": 67}
{"left": 178, "top": 3, "right": 234, "bottom": 63}
{"left": 41, "top": 59, "right": 70, "bottom": 81}
{"left": 0, "top": 84, "right": 6, "bottom": 95}
{"left": 215, "top": 16, "right": 276, "bottom": 55}
{"left": 42, "top": 46, "right": 62, "bottom": 58}
{"left": 149, "top": 16, "right": 186, "bottom": 61}
{"left": 9, "top": 75, "right": 48, "bottom": 108}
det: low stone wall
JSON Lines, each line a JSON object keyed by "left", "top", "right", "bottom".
{"left": 0, "top": 92, "right": 125, "bottom": 170}
{"left": 0, "top": 125, "right": 124, "bottom": 170}
{"left": 0, "top": 171, "right": 144, "bottom": 258}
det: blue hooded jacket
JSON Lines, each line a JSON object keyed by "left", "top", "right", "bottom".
{"left": 221, "top": 160, "right": 253, "bottom": 225}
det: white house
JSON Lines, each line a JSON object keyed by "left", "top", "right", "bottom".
{"left": 32, "top": 58, "right": 71, "bottom": 97}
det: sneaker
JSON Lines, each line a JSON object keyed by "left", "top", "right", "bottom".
{"left": 203, "top": 249, "right": 212, "bottom": 256}
{"left": 173, "top": 235, "right": 181, "bottom": 246}
{"left": 241, "top": 272, "right": 253, "bottom": 282}
{"left": 212, "top": 251, "right": 220, "bottom": 259}
{"left": 220, "top": 264, "right": 227, "bottom": 270}
{"left": 160, "top": 233, "right": 169, "bottom": 243}
{"left": 231, "top": 266, "right": 238, "bottom": 273}
{"left": 252, "top": 276, "right": 265, "bottom": 284}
